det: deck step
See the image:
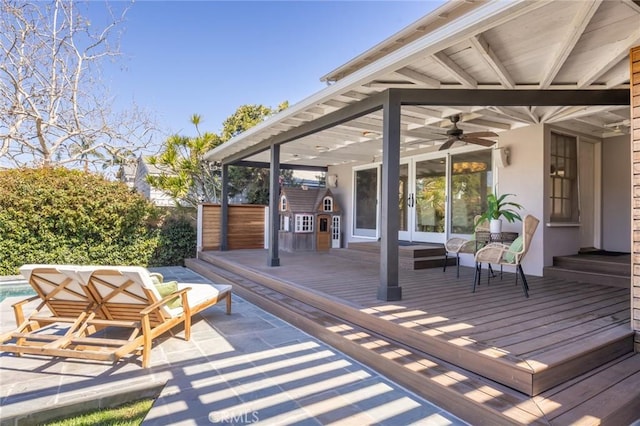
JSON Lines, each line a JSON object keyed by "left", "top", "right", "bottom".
{"left": 339, "top": 244, "right": 453, "bottom": 270}
{"left": 543, "top": 266, "right": 630, "bottom": 289}
{"left": 188, "top": 255, "right": 640, "bottom": 426}
{"left": 552, "top": 255, "right": 630, "bottom": 276}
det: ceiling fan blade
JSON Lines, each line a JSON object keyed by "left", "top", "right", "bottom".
{"left": 461, "top": 137, "right": 497, "bottom": 147}
{"left": 438, "top": 137, "right": 457, "bottom": 151}
{"left": 465, "top": 131, "right": 498, "bottom": 138}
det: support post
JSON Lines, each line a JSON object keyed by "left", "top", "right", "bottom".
{"left": 377, "top": 90, "right": 402, "bottom": 301}
{"left": 268, "top": 144, "right": 281, "bottom": 266}
{"left": 220, "top": 163, "right": 229, "bottom": 251}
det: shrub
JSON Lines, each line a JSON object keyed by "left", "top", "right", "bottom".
{"left": 149, "top": 213, "right": 197, "bottom": 267}
{"left": 0, "top": 168, "right": 172, "bottom": 275}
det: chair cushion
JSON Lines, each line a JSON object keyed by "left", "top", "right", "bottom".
{"left": 151, "top": 276, "right": 182, "bottom": 309}
{"left": 503, "top": 236, "right": 523, "bottom": 263}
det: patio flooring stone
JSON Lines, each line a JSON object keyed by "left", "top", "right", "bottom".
{"left": 0, "top": 266, "right": 467, "bottom": 426}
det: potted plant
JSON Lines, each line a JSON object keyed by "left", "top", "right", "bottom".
{"left": 478, "top": 192, "right": 523, "bottom": 233}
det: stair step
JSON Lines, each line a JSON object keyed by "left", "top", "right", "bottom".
{"left": 543, "top": 266, "right": 630, "bottom": 289}
{"left": 552, "top": 256, "right": 629, "bottom": 276}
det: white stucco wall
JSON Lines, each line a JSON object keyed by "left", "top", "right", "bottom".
{"left": 495, "top": 124, "right": 546, "bottom": 276}
{"left": 602, "top": 134, "right": 631, "bottom": 252}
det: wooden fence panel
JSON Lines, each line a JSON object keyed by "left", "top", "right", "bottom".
{"left": 201, "top": 204, "right": 265, "bottom": 250}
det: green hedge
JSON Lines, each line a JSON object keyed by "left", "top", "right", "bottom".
{"left": 0, "top": 168, "right": 196, "bottom": 275}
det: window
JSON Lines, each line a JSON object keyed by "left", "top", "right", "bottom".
{"left": 280, "top": 195, "right": 287, "bottom": 212}
{"left": 354, "top": 167, "right": 378, "bottom": 237}
{"left": 279, "top": 215, "right": 290, "bottom": 232}
{"left": 550, "top": 132, "right": 579, "bottom": 223}
{"left": 322, "top": 196, "right": 333, "bottom": 212}
{"left": 450, "top": 150, "right": 493, "bottom": 234}
{"left": 295, "top": 214, "right": 314, "bottom": 233}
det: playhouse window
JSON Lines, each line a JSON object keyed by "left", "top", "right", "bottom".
{"left": 322, "top": 197, "right": 333, "bottom": 212}
{"left": 280, "top": 195, "right": 287, "bottom": 211}
{"left": 280, "top": 215, "right": 290, "bottom": 232}
{"left": 295, "top": 214, "right": 314, "bottom": 233}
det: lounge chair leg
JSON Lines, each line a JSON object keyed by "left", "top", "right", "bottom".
{"left": 443, "top": 252, "right": 448, "bottom": 272}
{"left": 456, "top": 253, "right": 460, "bottom": 278}
{"left": 517, "top": 265, "right": 529, "bottom": 298}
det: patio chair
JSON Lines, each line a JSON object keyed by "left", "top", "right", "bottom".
{"left": 443, "top": 215, "right": 489, "bottom": 277}
{"left": 0, "top": 264, "right": 104, "bottom": 361}
{"left": 473, "top": 214, "right": 539, "bottom": 297}
{"left": 0, "top": 265, "right": 232, "bottom": 368}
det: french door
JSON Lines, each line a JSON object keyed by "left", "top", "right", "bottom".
{"left": 354, "top": 148, "right": 492, "bottom": 243}
{"left": 400, "top": 149, "right": 493, "bottom": 243}
{"left": 399, "top": 156, "right": 448, "bottom": 243}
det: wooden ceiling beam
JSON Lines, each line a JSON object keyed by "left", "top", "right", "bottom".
{"left": 469, "top": 34, "right": 515, "bottom": 89}
{"left": 394, "top": 67, "right": 441, "bottom": 88}
{"left": 432, "top": 51, "right": 477, "bottom": 88}
{"left": 578, "top": 26, "right": 640, "bottom": 88}
{"left": 538, "top": 1, "right": 601, "bottom": 89}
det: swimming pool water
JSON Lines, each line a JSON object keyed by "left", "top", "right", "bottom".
{"left": 0, "top": 282, "right": 35, "bottom": 302}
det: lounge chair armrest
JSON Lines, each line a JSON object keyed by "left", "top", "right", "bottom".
{"left": 140, "top": 287, "right": 191, "bottom": 316}
{"left": 11, "top": 295, "right": 40, "bottom": 309}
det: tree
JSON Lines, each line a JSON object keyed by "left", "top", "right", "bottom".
{"left": 0, "top": 0, "right": 156, "bottom": 171}
{"left": 223, "top": 102, "right": 297, "bottom": 205}
{"left": 149, "top": 103, "right": 295, "bottom": 207}
{"left": 146, "top": 114, "right": 223, "bottom": 208}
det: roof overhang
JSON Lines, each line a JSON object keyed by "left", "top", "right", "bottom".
{"left": 205, "top": 0, "right": 640, "bottom": 168}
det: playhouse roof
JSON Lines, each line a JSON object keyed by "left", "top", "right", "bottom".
{"left": 281, "top": 187, "right": 334, "bottom": 213}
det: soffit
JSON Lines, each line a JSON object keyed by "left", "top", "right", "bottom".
{"left": 205, "top": 0, "right": 640, "bottom": 168}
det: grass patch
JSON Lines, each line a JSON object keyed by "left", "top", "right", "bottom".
{"left": 42, "top": 398, "right": 154, "bottom": 426}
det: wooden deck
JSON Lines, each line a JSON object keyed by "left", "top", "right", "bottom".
{"left": 187, "top": 248, "right": 640, "bottom": 425}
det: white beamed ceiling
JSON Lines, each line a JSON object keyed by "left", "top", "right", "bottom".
{"left": 207, "top": 0, "right": 640, "bottom": 168}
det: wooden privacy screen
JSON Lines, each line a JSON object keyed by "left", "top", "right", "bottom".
{"left": 632, "top": 45, "right": 640, "bottom": 351}
{"left": 200, "top": 204, "right": 266, "bottom": 250}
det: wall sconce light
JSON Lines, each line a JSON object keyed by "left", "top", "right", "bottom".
{"left": 494, "top": 146, "right": 510, "bottom": 168}
{"left": 327, "top": 174, "right": 338, "bottom": 188}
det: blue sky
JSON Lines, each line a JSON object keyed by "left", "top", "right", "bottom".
{"left": 102, "top": 1, "right": 442, "bottom": 141}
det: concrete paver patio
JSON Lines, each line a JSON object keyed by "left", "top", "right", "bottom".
{"left": 0, "top": 266, "right": 466, "bottom": 425}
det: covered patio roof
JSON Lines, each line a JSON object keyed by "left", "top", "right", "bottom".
{"left": 204, "top": 0, "right": 640, "bottom": 167}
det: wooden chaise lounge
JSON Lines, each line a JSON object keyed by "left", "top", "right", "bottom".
{"left": 0, "top": 264, "right": 232, "bottom": 367}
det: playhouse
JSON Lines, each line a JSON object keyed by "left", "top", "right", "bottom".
{"left": 278, "top": 186, "right": 341, "bottom": 252}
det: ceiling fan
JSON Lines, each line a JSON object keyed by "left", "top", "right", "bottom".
{"left": 436, "top": 114, "right": 498, "bottom": 151}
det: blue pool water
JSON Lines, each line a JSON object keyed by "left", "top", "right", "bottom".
{"left": 0, "top": 281, "right": 35, "bottom": 303}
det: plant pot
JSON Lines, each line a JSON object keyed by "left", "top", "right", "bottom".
{"left": 490, "top": 219, "right": 502, "bottom": 234}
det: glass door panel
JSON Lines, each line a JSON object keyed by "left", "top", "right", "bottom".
{"left": 414, "top": 158, "right": 446, "bottom": 242}
{"left": 354, "top": 167, "right": 378, "bottom": 238}
{"left": 398, "top": 163, "right": 410, "bottom": 241}
{"left": 450, "top": 150, "right": 493, "bottom": 234}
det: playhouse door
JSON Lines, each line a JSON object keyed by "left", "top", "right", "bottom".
{"left": 317, "top": 215, "right": 331, "bottom": 250}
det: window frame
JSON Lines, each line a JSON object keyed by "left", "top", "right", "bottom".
{"left": 322, "top": 196, "right": 333, "bottom": 212}
{"left": 294, "top": 214, "right": 314, "bottom": 233}
{"left": 549, "top": 132, "right": 579, "bottom": 223}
